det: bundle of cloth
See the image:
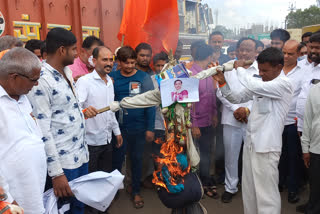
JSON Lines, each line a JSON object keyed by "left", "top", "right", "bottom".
{"left": 109, "top": 58, "right": 237, "bottom": 213}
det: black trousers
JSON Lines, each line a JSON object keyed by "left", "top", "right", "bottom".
{"left": 88, "top": 144, "right": 113, "bottom": 173}
{"left": 306, "top": 153, "right": 320, "bottom": 214}
{"left": 279, "top": 124, "right": 303, "bottom": 193}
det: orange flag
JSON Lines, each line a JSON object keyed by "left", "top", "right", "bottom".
{"left": 118, "top": 0, "right": 179, "bottom": 54}
{"left": 143, "top": 0, "right": 179, "bottom": 54}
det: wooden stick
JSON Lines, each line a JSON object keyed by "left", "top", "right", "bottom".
{"left": 97, "top": 106, "right": 110, "bottom": 114}
{"left": 121, "top": 34, "right": 125, "bottom": 47}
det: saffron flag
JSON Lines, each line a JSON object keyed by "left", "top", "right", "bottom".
{"left": 117, "top": 0, "right": 179, "bottom": 54}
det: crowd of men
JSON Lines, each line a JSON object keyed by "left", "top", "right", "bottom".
{"left": 0, "top": 26, "right": 320, "bottom": 214}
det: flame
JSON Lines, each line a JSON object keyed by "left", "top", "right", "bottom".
{"left": 152, "top": 132, "right": 190, "bottom": 192}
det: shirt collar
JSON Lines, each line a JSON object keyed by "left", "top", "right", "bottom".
{"left": 249, "top": 60, "right": 258, "bottom": 70}
{"left": 0, "top": 84, "right": 8, "bottom": 98}
{"left": 92, "top": 70, "right": 112, "bottom": 85}
{"left": 281, "top": 63, "right": 301, "bottom": 76}
{"left": 93, "top": 70, "right": 102, "bottom": 80}
{"left": 43, "top": 62, "right": 73, "bottom": 79}
{"left": 0, "top": 85, "right": 25, "bottom": 102}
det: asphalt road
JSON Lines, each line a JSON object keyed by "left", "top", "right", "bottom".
{"left": 109, "top": 184, "right": 309, "bottom": 214}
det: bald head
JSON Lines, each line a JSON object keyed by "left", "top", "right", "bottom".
{"left": 283, "top": 40, "right": 300, "bottom": 67}
{"left": 284, "top": 40, "right": 299, "bottom": 51}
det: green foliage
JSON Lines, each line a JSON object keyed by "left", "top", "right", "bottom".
{"left": 286, "top": 6, "right": 320, "bottom": 28}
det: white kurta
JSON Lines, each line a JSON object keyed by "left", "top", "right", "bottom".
{"left": 217, "top": 62, "right": 259, "bottom": 194}
{"left": 0, "top": 85, "right": 47, "bottom": 214}
{"left": 220, "top": 67, "right": 293, "bottom": 214}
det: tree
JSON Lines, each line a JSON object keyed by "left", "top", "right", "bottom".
{"left": 211, "top": 25, "right": 233, "bottom": 39}
{"left": 286, "top": 5, "right": 320, "bottom": 28}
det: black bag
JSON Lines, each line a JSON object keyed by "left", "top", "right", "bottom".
{"left": 157, "top": 173, "right": 203, "bottom": 209}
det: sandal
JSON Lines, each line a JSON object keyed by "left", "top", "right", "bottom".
{"left": 132, "top": 194, "right": 144, "bottom": 209}
{"left": 204, "top": 186, "right": 219, "bottom": 199}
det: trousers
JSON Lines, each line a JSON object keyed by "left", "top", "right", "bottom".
{"left": 279, "top": 124, "right": 303, "bottom": 193}
{"left": 112, "top": 130, "right": 145, "bottom": 196}
{"left": 194, "top": 125, "right": 215, "bottom": 186}
{"left": 242, "top": 146, "right": 281, "bottom": 214}
{"left": 305, "top": 153, "right": 320, "bottom": 214}
{"left": 223, "top": 124, "right": 246, "bottom": 193}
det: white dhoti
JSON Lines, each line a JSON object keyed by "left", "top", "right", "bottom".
{"left": 223, "top": 124, "right": 246, "bottom": 194}
{"left": 242, "top": 145, "right": 281, "bottom": 214}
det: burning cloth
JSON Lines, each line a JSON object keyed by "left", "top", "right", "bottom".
{"left": 111, "top": 59, "right": 237, "bottom": 212}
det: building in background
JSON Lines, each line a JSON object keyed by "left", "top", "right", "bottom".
{"left": 177, "top": 0, "right": 214, "bottom": 60}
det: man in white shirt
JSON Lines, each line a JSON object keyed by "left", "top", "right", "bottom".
{"left": 296, "top": 32, "right": 320, "bottom": 213}
{"left": 296, "top": 33, "right": 320, "bottom": 134}
{"left": 301, "top": 82, "right": 320, "bottom": 214}
{"left": 217, "top": 37, "right": 259, "bottom": 203}
{"left": 278, "top": 40, "right": 305, "bottom": 203}
{"left": 213, "top": 47, "right": 293, "bottom": 214}
{"left": 0, "top": 47, "right": 47, "bottom": 214}
{"left": 76, "top": 46, "right": 122, "bottom": 214}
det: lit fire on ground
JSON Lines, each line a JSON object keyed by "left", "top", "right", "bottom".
{"left": 152, "top": 132, "right": 190, "bottom": 192}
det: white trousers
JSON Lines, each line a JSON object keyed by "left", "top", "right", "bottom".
{"left": 242, "top": 145, "right": 281, "bottom": 214}
{"left": 223, "top": 124, "right": 246, "bottom": 193}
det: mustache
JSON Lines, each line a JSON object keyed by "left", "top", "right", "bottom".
{"left": 104, "top": 65, "right": 112, "bottom": 69}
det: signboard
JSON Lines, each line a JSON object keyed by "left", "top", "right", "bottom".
{"left": 0, "top": 11, "right": 4, "bottom": 36}
{"left": 257, "top": 34, "right": 270, "bottom": 40}
{"left": 248, "top": 34, "right": 255, "bottom": 39}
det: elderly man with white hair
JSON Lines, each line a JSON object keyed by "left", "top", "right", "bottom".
{"left": 0, "top": 47, "right": 47, "bottom": 214}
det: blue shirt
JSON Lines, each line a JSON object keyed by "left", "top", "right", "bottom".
{"left": 27, "top": 62, "right": 88, "bottom": 177}
{"left": 109, "top": 70, "right": 155, "bottom": 133}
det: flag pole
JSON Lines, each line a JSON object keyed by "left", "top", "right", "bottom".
{"left": 121, "top": 34, "right": 125, "bottom": 47}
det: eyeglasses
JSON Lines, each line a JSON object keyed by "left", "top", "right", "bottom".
{"left": 15, "top": 73, "right": 39, "bottom": 83}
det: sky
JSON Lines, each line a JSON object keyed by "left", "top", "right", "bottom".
{"left": 201, "top": 0, "right": 317, "bottom": 29}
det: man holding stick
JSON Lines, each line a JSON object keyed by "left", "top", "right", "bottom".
{"left": 213, "top": 47, "right": 293, "bottom": 214}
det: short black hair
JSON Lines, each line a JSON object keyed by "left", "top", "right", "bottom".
{"left": 236, "top": 37, "right": 257, "bottom": 49}
{"left": 92, "top": 46, "right": 112, "bottom": 59}
{"left": 257, "top": 47, "right": 284, "bottom": 67}
{"left": 117, "top": 46, "right": 137, "bottom": 62}
{"left": 194, "top": 43, "right": 214, "bottom": 61}
{"left": 302, "top": 32, "right": 312, "bottom": 41}
{"left": 270, "top": 29, "right": 290, "bottom": 43}
{"left": 298, "top": 42, "right": 307, "bottom": 52}
{"left": 209, "top": 31, "right": 224, "bottom": 41}
{"left": 309, "top": 32, "right": 320, "bottom": 43}
{"left": 153, "top": 51, "right": 168, "bottom": 64}
{"left": 174, "top": 79, "right": 182, "bottom": 85}
{"left": 256, "top": 40, "right": 264, "bottom": 49}
{"left": 82, "top": 36, "right": 104, "bottom": 49}
{"left": 40, "top": 41, "right": 47, "bottom": 57}
{"left": 46, "top": 28, "right": 77, "bottom": 54}
{"left": 135, "top": 43, "right": 152, "bottom": 55}
{"left": 190, "top": 40, "right": 206, "bottom": 51}
{"left": 227, "top": 44, "right": 236, "bottom": 53}
{"left": 25, "top": 39, "right": 42, "bottom": 53}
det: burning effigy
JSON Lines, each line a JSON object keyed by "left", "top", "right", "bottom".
{"left": 109, "top": 54, "right": 236, "bottom": 213}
